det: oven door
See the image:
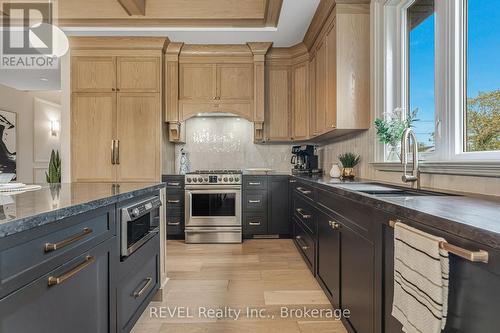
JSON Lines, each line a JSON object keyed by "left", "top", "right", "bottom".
{"left": 185, "top": 185, "right": 241, "bottom": 227}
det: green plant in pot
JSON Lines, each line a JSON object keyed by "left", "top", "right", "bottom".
{"left": 338, "top": 153, "right": 360, "bottom": 179}
{"left": 374, "top": 107, "right": 419, "bottom": 161}
{"left": 45, "top": 150, "right": 61, "bottom": 184}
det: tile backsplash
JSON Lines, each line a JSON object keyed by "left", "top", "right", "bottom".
{"left": 174, "top": 117, "right": 291, "bottom": 173}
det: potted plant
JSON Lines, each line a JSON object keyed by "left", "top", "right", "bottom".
{"left": 45, "top": 150, "right": 61, "bottom": 183}
{"left": 374, "top": 107, "right": 418, "bottom": 161}
{"left": 338, "top": 153, "right": 360, "bottom": 179}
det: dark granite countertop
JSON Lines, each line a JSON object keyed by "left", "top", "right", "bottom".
{"left": 0, "top": 182, "right": 165, "bottom": 239}
{"left": 292, "top": 175, "right": 500, "bottom": 249}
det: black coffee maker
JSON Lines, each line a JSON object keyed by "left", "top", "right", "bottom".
{"left": 291, "top": 145, "right": 322, "bottom": 175}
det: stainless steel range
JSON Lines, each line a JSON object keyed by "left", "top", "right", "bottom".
{"left": 185, "top": 170, "right": 242, "bottom": 243}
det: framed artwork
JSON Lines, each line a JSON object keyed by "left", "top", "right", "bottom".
{"left": 0, "top": 110, "right": 17, "bottom": 178}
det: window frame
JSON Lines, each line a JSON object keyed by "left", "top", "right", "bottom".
{"left": 376, "top": 0, "right": 500, "bottom": 164}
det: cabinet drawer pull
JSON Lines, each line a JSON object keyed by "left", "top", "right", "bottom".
{"left": 301, "top": 245, "right": 309, "bottom": 250}
{"left": 248, "top": 182, "right": 261, "bottom": 186}
{"left": 167, "top": 182, "right": 180, "bottom": 186}
{"left": 296, "top": 208, "right": 312, "bottom": 219}
{"left": 295, "top": 237, "right": 309, "bottom": 251}
{"left": 296, "top": 187, "right": 312, "bottom": 195}
{"left": 44, "top": 228, "right": 93, "bottom": 253}
{"left": 167, "top": 199, "right": 180, "bottom": 204}
{"left": 289, "top": 180, "right": 297, "bottom": 183}
{"left": 328, "top": 221, "right": 341, "bottom": 230}
{"left": 168, "top": 221, "right": 180, "bottom": 226}
{"left": 132, "top": 277, "right": 153, "bottom": 298}
{"left": 248, "top": 200, "right": 261, "bottom": 203}
{"left": 249, "top": 222, "right": 261, "bottom": 226}
{"left": 48, "top": 255, "right": 95, "bottom": 287}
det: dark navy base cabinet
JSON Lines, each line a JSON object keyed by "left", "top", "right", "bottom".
{"left": 0, "top": 238, "right": 116, "bottom": 333}
{"left": 162, "top": 175, "right": 185, "bottom": 239}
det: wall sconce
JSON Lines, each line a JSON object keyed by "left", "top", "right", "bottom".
{"left": 50, "top": 120, "right": 60, "bottom": 137}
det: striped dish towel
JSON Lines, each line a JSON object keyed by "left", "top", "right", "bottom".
{"left": 392, "top": 221, "right": 449, "bottom": 333}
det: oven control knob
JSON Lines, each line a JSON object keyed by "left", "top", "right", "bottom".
{"left": 229, "top": 177, "right": 234, "bottom": 182}
{"left": 235, "top": 177, "right": 240, "bottom": 182}
{"left": 223, "top": 177, "right": 228, "bottom": 182}
{"left": 204, "top": 178, "right": 209, "bottom": 182}
{"left": 198, "top": 177, "right": 203, "bottom": 183}
{"left": 218, "top": 177, "right": 222, "bottom": 182}
{"left": 131, "top": 208, "right": 140, "bottom": 217}
{"left": 193, "top": 178, "right": 197, "bottom": 182}
{"left": 186, "top": 178, "right": 192, "bottom": 183}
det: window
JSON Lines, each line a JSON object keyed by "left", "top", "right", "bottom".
{"left": 375, "top": 0, "right": 500, "bottom": 165}
{"left": 464, "top": 0, "right": 500, "bottom": 152}
{"left": 407, "top": 0, "right": 436, "bottom": 153}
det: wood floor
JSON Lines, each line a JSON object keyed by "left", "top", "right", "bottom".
{"left": 132, "top": 239, "right": 348, "bottom": 333}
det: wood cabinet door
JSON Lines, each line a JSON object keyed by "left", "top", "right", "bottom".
{"left": 326, "top": 21, "right": 337, "bottom": 130}
{"left": 71, "top": 93, "right": 116, "bottom": 182}
{"left": 217, "top": 64, "right": 254, "bottom": 101}
{"left": 341, "top": 222, "right": 375, "bottom": 333}
{"left": 317, "top": 209, "right": 341, "bottom": 307}
{"left": 266, "top": 66, "right": 291, "bottom": 141}
{"left": 179, "top": 64, "right": 216, "bottom": 101}
{"left": 116, "top": 93, "right": 160, "bottom": 182}
{"left": 292, "top": 63, "right": 309, "bottom": 140}
{"left": 314, "top": 40, "right": 327, "bottom": 136}
{"left": 71, "top": 56, "right": 116, "bottom": 93}
{"left": 117, "top": 57, "right": 160, "bottom": 93}
{"left": 308, "top": 56, "right": 317, "bottom": 138}
{"left": 0, "top": 240, "right": 112, "bottom": 333}
{"left": 268, "top": 176, "right": 290, "bottom": 235}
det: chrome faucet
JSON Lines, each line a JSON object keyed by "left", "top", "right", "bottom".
{"left": 401, "top": 128, "right": 420, "bottom": 189}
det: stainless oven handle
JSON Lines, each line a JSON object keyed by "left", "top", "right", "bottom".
{"left": 186, "top": 228, "right": 241, "bottom": 233}
{"left": 185, "top": 185, "right": 242, "bottom": 191}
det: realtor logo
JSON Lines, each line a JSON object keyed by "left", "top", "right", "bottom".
{"left": 0, "top": 1, "right": 67, "bottom": 69}
{"left": 2, "top": 2, "right": 53, "bottom": 55}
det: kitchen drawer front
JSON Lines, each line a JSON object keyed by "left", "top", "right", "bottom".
{"left": 292, "top": 194, "right": 316, "bottom": 235}
{"left": 0, "top": 238, "right": 114, "bottom": 333}
{"left": 118, "top": 233, "right": 160, "bottom": 332}
{"left": 165, "top": 191, "right": 184, "bottom": 209}
{"left": 243, "top": 191, "right": 267, "bottom": 212}
{"left": 293, "top": 218, "right": 315, "bottom": 273}
{"left": 243, "top": 213, "right": 268, "bottom": 236}
{"left": 166, "top": 213, "right": 184, "bottom": 236}
{"left": 243, "top": 176, "right": 267, "bottom": 190}
{"left": 291, "top": 180, "right": 315, "bottom": 201}
{"left": 162, "top": 175, "right": 185, "bottom": 189}
{"left": 0, "top": 206, "right": 115, "bottom": 299}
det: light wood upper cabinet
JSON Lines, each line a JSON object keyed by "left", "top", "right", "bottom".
{"left": 314, "top": 40, "right": 327, "bottom": 136}
{"left": 265, "top": 66, "right": 291, "bottom": 141}
{"left": 217, "top": 64, "right": 254, "bottom": 100}
{"left": 292, "top": 62, "right": 309, "bottom": 140}
{"left": 71, "top": 57, "right": 116, "bottom": 92}
{"left": 179, "top": 64, "right": 216, "bottom": 100}
{"left": 325, "top": 21, "right": 337, "bottom": 130}
{"left": 116, "top": 93, "right": 160, "bottom": 182}
{"left": 71, "top": 93, "right": 116, "bottom": 182}
{"left": 117, "top": 57, "right": 161, "bottom": 93}
{"left": 72, "top": 56, "right": 161, "bottom": 93}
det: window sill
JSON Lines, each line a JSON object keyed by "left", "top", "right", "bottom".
{"left": 370, "top": 161, "right": 500, "bottom": 178}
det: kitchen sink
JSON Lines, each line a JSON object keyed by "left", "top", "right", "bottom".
{"left": 335, "top": 183, "right": 457, "bottom": 197}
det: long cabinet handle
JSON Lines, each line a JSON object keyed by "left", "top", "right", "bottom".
{"left": 296, "top": 208, "right": 312, "bottom": 219}
{"left": 44, "top": 228, "right": 93, "bottom": 253}
{"left": 167, "top": 182, "right": 180, "bottom": 186}
{"left": 248, "top": 182, "right": 261, "bottom": 186}
{"left": 111, "top": 140, "right": 116, "bottom": 165}
{"left": 248, "top": 200, "right": 261, "bottom": 203}
{"left": 295, "top": 236, "right": 309, "bottom": 251}
{"left": 249, "top": 222, "right": 261, "bottom": 226}
{"left": 296, "top": 187, "right": 312, "bottom": 195}
{"left": 168, "top": 221, "right": 180, "bottom": 226}
{"left": 132, "top": 277, "right": 153, "bottom": 298}
{"left": 167, "top": 200, "right": 180, "bottom": 204}
{"left": 48, "top": 255, "right": 95, "bottom": 287}
{"left": 115, "top": 140, "right": 120, "bottom": 165}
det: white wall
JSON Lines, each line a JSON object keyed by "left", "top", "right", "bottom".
{"left": 0, "top": 84, "right": 61, "bottom": 184}
{"left": 173, "top": 117, "right": 291, "bottom": 173}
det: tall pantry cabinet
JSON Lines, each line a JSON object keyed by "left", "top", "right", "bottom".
{"left": 70, "top": 37, "right": 168, "bottom": 182}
